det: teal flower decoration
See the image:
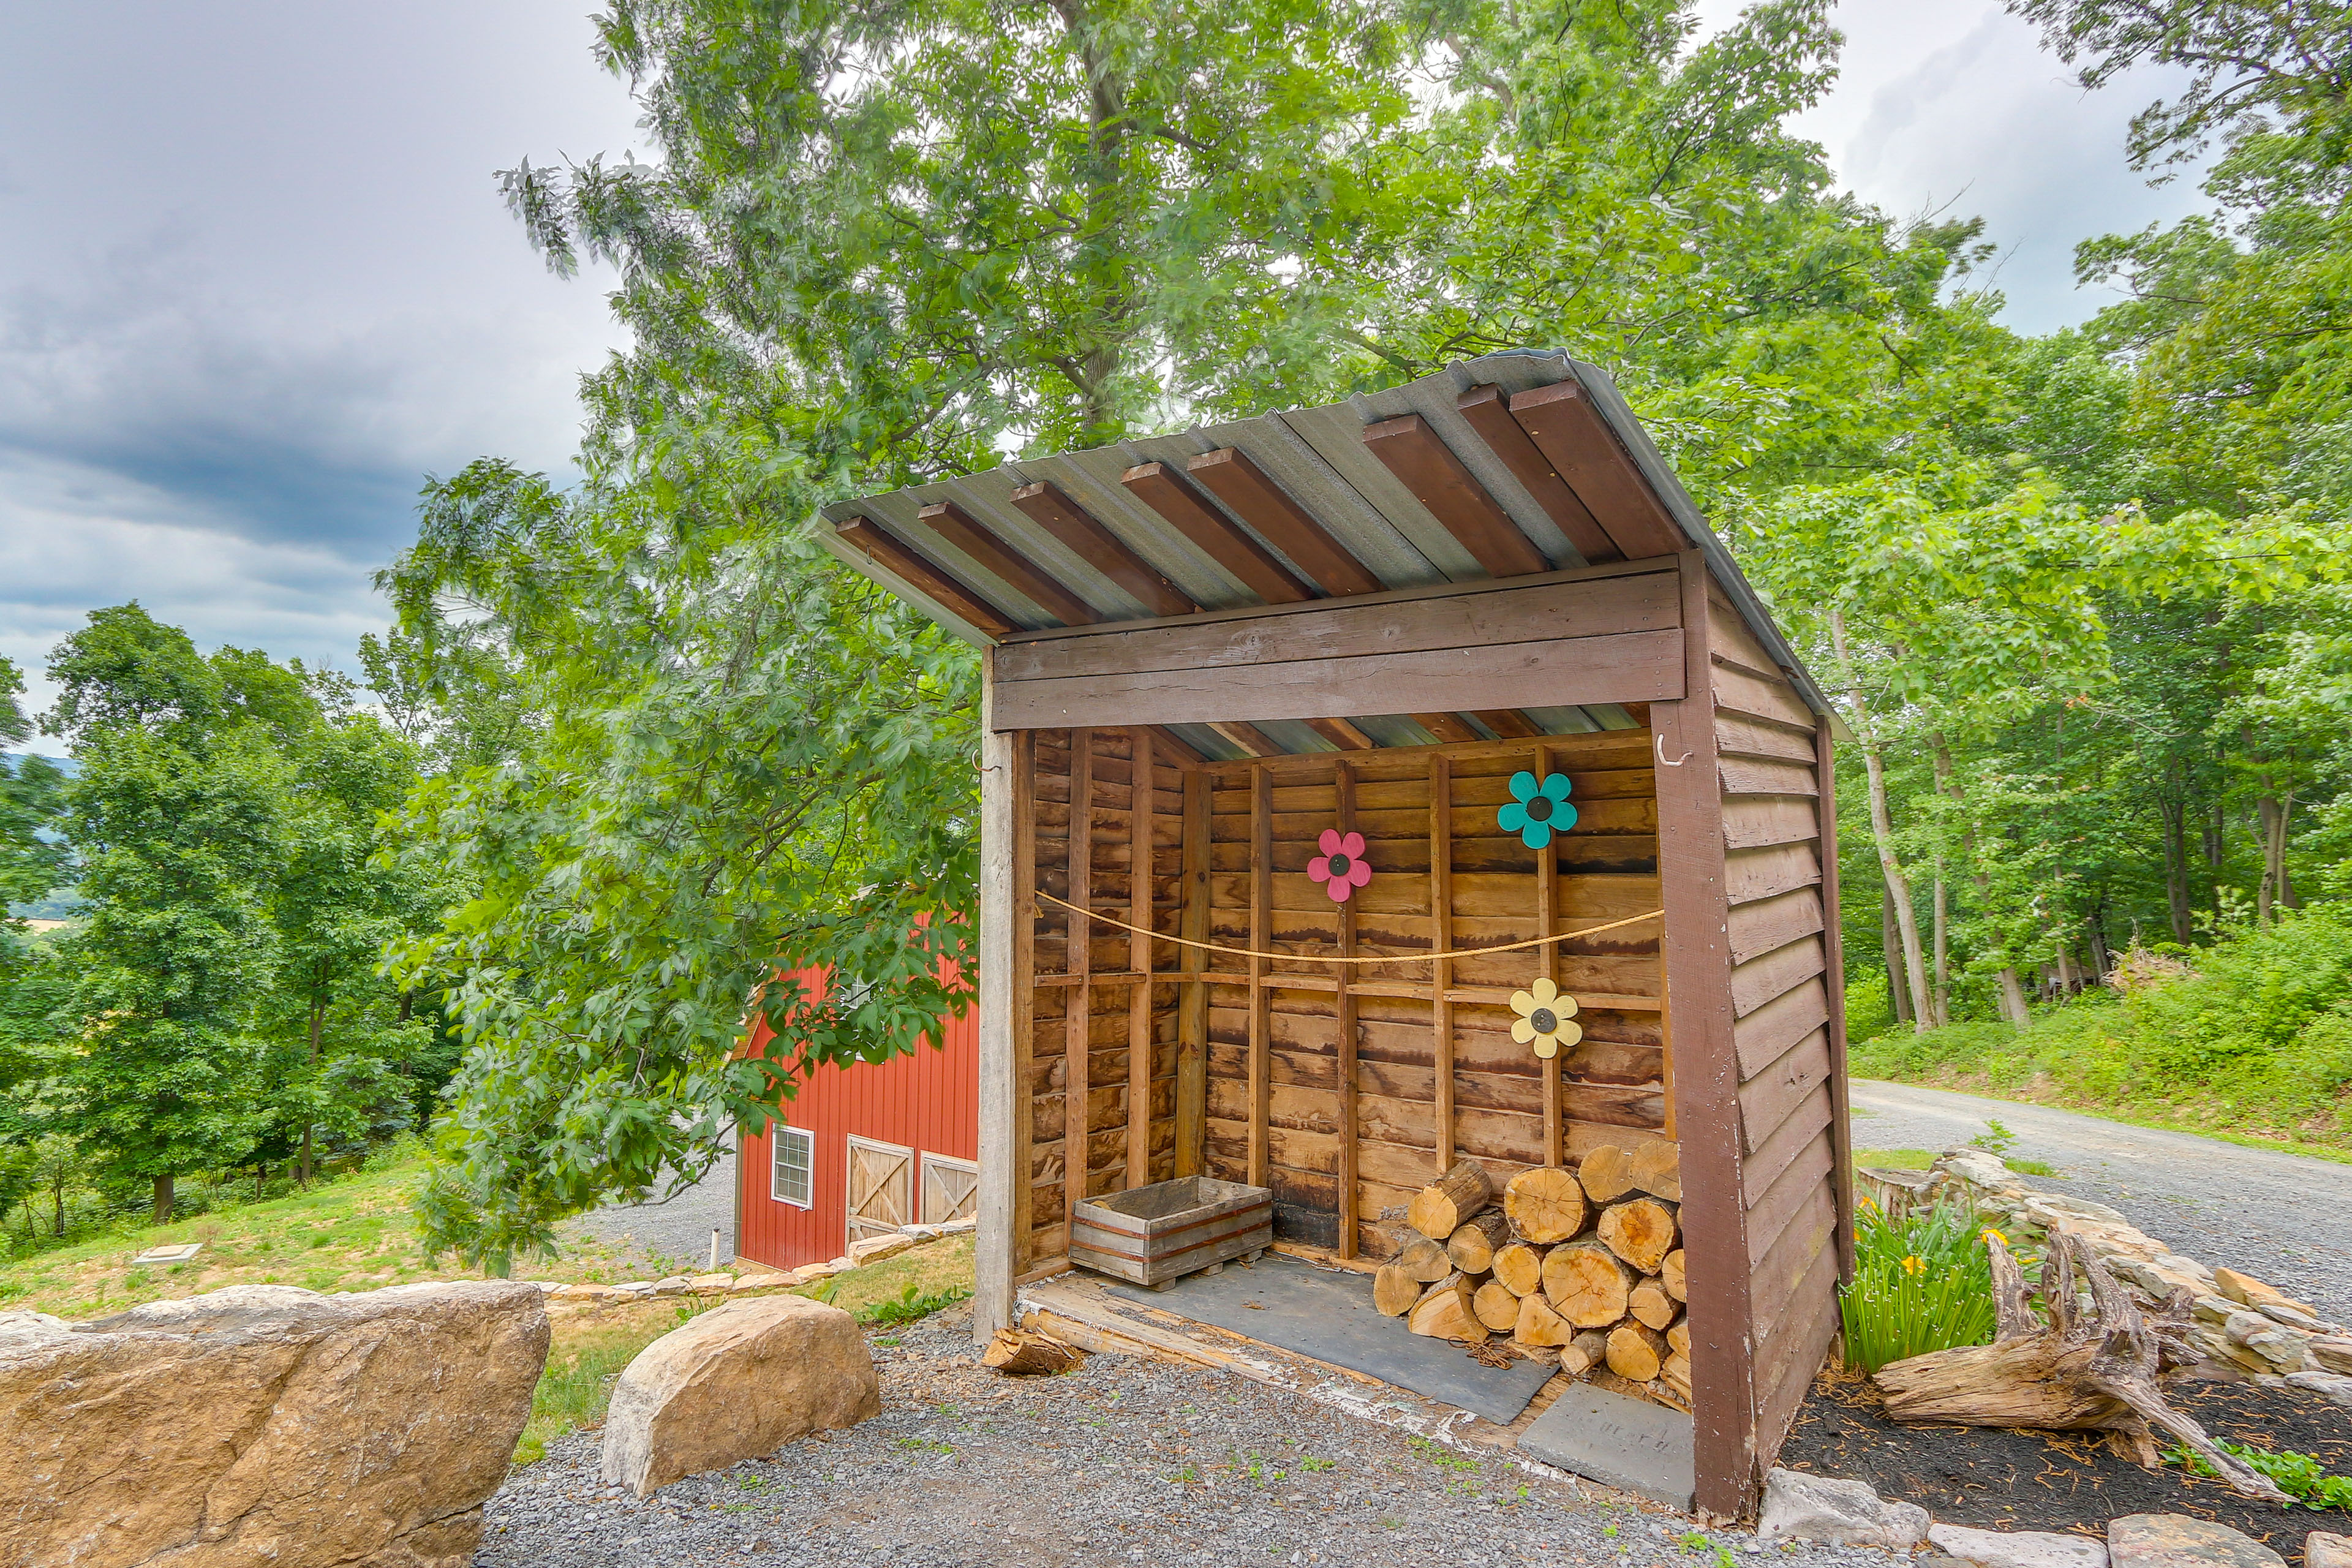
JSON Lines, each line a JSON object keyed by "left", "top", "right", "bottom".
{"left": 1496, "top": 771, "right": 1576, "bottom": 848}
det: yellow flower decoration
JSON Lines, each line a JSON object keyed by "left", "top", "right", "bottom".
{"left": 1901, "top": 1254, "right": 1926, "bottom": 1276}
{"left": 1509, "top": 978, "right": 1581, "bottom": 1059}
{"left": 1981, "top": 1228, "right": 2008, "bottom": 1248}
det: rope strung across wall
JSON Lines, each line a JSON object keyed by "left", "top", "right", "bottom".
{"left": 1035, "top": 889, "right": 1663, "bottom": 967}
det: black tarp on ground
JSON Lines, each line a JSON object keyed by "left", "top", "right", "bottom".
{"left": 1105, "top": 1253, "right": 1555, "bottom": 1424}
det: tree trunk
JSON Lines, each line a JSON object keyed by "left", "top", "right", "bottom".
{"left": 151, "top": 1172, "right": 174, "bottom": 1226}
{"left": 2256, "top": 787, "right": 2295, "bottom": 919}
{"left": 1931, "top": 872, "right": 1951, "bottom": 1027}
{"left": 2160, "top": 796, "right": 2195, "bottom": 943}
{"left": 1996, "top": 968, "right": 2032, "bottom": 1029}
{"left": 1830, "top": 610, "right": 1932, "bottom": 1030}
{"left": 1881, "top": 886, "right": 1913, "bottom": 1025}
{"left": 2087, "top": 909, "right": 2113, "bottom": 984}
{"left": 300, "top": 975, "right": 326, "bottom": 1186}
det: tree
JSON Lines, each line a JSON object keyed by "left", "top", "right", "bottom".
{"left": 0, "top": 658, "right": 67, "bottom": 914}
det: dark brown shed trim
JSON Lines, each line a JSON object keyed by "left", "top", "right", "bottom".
{"left": 1361, "top": 412, "right": 1548, "bottom": 578}
{"left": 1455, "top": 382, "right": 1622, "bottom": 564}
{"left": 1186, "top": 447, "right": 1384, "bottom": 598}
{"left": 1120, "top": 461, "right": 1311, "bottom": 604}
{"left": 835, "top": 515, "right": 1020, "bottom": 638}
{"left": 1009, "top": 479, "right": 1197, "bottom": 617}
{"left": 1507, "top": 381, "right": 1687, "bottom": 561}
{"left": 919, "top": 500, "right": 1102, "bottom": 627}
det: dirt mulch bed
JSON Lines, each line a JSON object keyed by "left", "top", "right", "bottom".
{"left": 1777, "top": 1369, "right": 2352, "bottom": 1566}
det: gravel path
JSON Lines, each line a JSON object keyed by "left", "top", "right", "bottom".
{"left": 480, "top": 1308, "right": 1909, "bottom": 1568}
{"left": 559, "top": 1147, "right": 737, "bottom": 1272}
{"left": 1851, "top": 1079, "right": 2352, "bottom": 1323}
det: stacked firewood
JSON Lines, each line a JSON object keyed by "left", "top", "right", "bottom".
{"left": 1374, "top": 1148, "right": 1692, "bottom": 1411}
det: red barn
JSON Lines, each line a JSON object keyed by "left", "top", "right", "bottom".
{"left": 733, "top": 967, "right": 981, "bottom": 1272}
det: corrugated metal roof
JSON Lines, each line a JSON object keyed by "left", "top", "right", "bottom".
{"left": 817, "top": 351, "right": 1833, "bottom": 740}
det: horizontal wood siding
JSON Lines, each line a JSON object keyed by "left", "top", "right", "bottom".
{"left": 1199, "top": 729, "right": 1670, "bottom": 1257}
{"left": 990, "top": 570, "right": 1685, "bottom": 731}
{"left": 1710, "top": 581, "right": 1844, "bottom": 1487}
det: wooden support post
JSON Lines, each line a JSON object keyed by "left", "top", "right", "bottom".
{"left": 1248, "top": 767, "right": 1272, "bottom": 1189}
{"left": 1656, "top": 551, "right": 1754, "bottom": 1518}
{"left": 1336, "top": 758, "right": 1360, "bottom": 1259}
{"left": 1127, "top": 727, "right": 1154, "bottom": 1189}
{"left": 1065, "top": 730, "right": 1094, "bottom": 1225}
{"left": 1175, "top": 769, "right": 1210, "bottom": 1177}
{"left": 1818, "top": 715, "right": 1856, "bottom": 1280}
{"left": 1537, "top": 742, "right": 1563, "bottom": 1168}
{"left": 974, "top": 672, "right": 1019, "bottom": 1342}
{"left": 1427, "top": 753, "right": 1455, "bottom": 1173}
{"left": 1012, "top": 729, "right": 1038, "bottom": 1270}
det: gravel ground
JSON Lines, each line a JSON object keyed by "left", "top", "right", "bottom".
{"left": 478, "top": 1308, "right": 1910, "bottom": 1568}
{"left": 559, "top": 1147, "right": 737, "bottom": 1272}
{"left": 1851, "top": 1079, "right": 2352, "bottom": 1324}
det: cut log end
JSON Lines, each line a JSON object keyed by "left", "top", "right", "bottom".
{"left": 1597, "top": 1198, "right": 1679, "bottom": 1275}
{"left": 1627, "top": 1141, "right": 1682, "bottom": 1202}
{"left": 1577, "top": 1145, "right": 1639, "bottom": 1205}
{"left": 1409, "top": 1159, "right": 1496, "bottom": 1241}
{"left": 984, "top": 1328, "right": 1085, "bottom": 1376}
{"left": 1448, "top": 1208, "right": 1515, "bottom": 1275}
{"left": 1561, "top": 1329, "right": 1609, "bottom": 1379}
{"left": 1491, "top": 1242, "right": 1547, "bottom": 1298}
{"left": 1606, "top": 1321, "right": 1668, "bottom": 1383}
{"left": 1660, "top": 1249, "right": 1687, "bottom": 1303}
{"left": 1504, "top": 1166, "right": 1588, "bottom": 1245}
{"left": 1373, "top": 1262, "right": 1425, "bottom": 1317}
{"left": 1627, "top": 1277, "right": 1677, "bottom": 1331}
{"left": 1544, "top": 1242, "right": 1634, "bottom": 1329}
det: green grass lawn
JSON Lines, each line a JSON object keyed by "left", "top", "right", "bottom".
{"left": 0, "top": 1157, "right": 667, "bottom": 1321}
{"left": 0, "top": 1153, "right": 978, "bottom": 1469}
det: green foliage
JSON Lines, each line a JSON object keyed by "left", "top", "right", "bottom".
{"left": 1970, "top": 1120, "right": 2020, "bottom": 1158}
{"left": 1840, "top": 1201, "right": 2001, "bottom": 1373}
{"left": 1845, "top": 967, "right": 1896, "bottom": 1044}
{"left": 2166, "top": 1438, "right": 2352, "bottom": 1509}
{"left": 859, "top": 1280, "right": 973, "bottom": 1326}
{"left": 1855, "top": 905, "right": 2352, "bottom": 1152}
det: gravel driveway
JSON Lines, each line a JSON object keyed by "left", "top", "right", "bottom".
{"left": 559, "top": 1146, "right": 737, "bottom": 1272}
{"left": 480, "top": 1308, "right": 1908, "bottom": 1568}
{"left": 1851, "top": 1079, "right": 2352, "bottom": 1323}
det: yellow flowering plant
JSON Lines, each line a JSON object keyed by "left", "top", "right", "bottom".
{"left": 1839, "top": 1200, "right": 2000, "bottom": 1373}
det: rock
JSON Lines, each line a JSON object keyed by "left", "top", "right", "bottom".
{"left": 553, "top": 1282, "right": 619, "bottom": 1300}
{"left": 1756, "top": 1468, "right": 1932, "bottom": 1550}
{"left": 2214, "top": 1268, "right": 2316, "bottom": 1317}
{"left": 2256, "top": 1302, "right": 2334, "bottom": 1333}
{"left": 614, "top": 1280, "right": 658, "bottom": 1297}
{"left": 2283, "top": 1370, "right": 2352, "bottom": 1409}
{"left": 1, "top": 1281, "right": 548, "bottom": 1568}
{"left": 1930, "top": 1523, "right": 2111, "bottom": 1568}
{"left": 651, "top": 1275, "right": 692, "bottom": 1295}
{"left": 2021, "top": 1194, "right": 2132, "bottom": 1228}
{"left": 2195, "top": 1297, "right": 2240, "bottom": 1325}
{"left": 2106, "top": 1514, "right": 2285, "bottom": 1568}
{"left": 2242, "top": 1330, "right": 2307, "bottom": 1371}
{"left": 2304, "top": 1533, "right": 2352, "bottom": 1568}
{"left": 848, "top": 1232, "right": 917, "bottom": 1266}
{"left": 1935, "top": 1149, "right": 2023, "bottom": 1191}
{"left": 600, "top": 1294, "right": 879, "bottom": 1497}
{"left": 687, "top": 1273, "right": 737, "bottom": 1291}
{"left": 941, "top": 1216, "right": 977, "bottom": 1234}
{"left": 2310, "top": 1338, "right": 2352, "bottom": 1375}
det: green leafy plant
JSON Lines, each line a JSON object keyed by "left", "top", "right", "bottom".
{"left": 2166, "top": 1439, "right": 2352, "bottom": 1509}
{"left": 1970, "top": 1120, "right": 2019, "bottom": 1156}
{"left": 1839, "top": 1200, "right": 2001, "bottom": 1373}
{"left": 858, "top": 1281, "right": 971, "bottom": 1327}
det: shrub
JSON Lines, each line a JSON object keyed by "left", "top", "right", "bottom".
{"left": 1840, "top": 1200, "right": 2000, "bottom": 1373}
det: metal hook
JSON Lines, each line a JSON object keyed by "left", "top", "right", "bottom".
{"left": 1656, "top": 733, "right": 1692, "bottom": 767}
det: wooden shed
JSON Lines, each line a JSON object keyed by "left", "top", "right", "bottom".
{"left": 820, "top": 351, "right": 1853, "bottom": 1515}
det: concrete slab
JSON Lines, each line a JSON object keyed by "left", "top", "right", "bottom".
{"left": 1515, "top": 1380, "right": 1695, "bottom": 1510}
{"left": 132, "top": 1243, "right": 203, "bottom": 1265}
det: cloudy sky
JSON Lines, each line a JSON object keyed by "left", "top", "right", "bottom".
{"left": 0, "top": 1, "right": 2207, "bottom": 723}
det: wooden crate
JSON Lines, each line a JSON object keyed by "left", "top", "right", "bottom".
{"left": 1070, "top": 1176, "right": 1272, "bottom": 1287}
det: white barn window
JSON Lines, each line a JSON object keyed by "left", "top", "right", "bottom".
{"left": 772, "top": 1126, "right": 815, "bottom": 1209}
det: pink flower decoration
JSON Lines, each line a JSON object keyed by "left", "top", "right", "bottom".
{"left": 1305, "top": 827, "right": 1374, "bottom": 903}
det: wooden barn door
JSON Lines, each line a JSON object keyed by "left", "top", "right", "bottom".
{"left": 845, "top": 1136, "right": 913, "bottom": 1245}
{"left": 922, "top": 1154, "right": 979, "bottom": 1224}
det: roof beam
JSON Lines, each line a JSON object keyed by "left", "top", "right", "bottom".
{"left": 1008, "top": 480, "right": 1197, "bottom": 618}
{"left": 1412, "top": 712, "right": 1483, "bottom": 744}
{"left": 835, "top": 516, "right": 1019, "bottom": 639}
{"left": 1361, "top": 413, "right": 1548, "bottom": 579}
{"left": 1505, "top": 381, "right": 1687, "bottom": 560}
{"left": 1473, "top": 709, "right": 1543, "bottom": 740}
{"left": 917, "top": 500, "right": 1101, "bottom": 626}
{"left": 1121, "top": 461, "right": 1311, "bottom": 604}
{"left": 1455, "top": 383, "right": 1622, "bottom": 564}
{"left": 1303, "top": 717, "right": 1375, "bottom": 751}
{"left": 1208, "top": 720, "right": 1283, "bottom": 758}
{"left": 1185, "top": 448, "right": 1383, "bottom": 597}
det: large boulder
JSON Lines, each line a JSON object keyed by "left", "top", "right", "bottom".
{"left": 1930, "top": 1522, "right": 2111, "bottom": 1568}
{"left": 1757, "top": 1468, "right": 1932, "bottom": 1550}
{"left": 600, "top": 1293, "right": 880, "bottom": 1496}
{"left": 1, "top": 1280, "right": 549, "bottom": 1568}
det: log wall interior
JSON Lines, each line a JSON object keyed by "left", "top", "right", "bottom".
{"left": 1195, "top": 734, "right": 1672, "bottom": 1257}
